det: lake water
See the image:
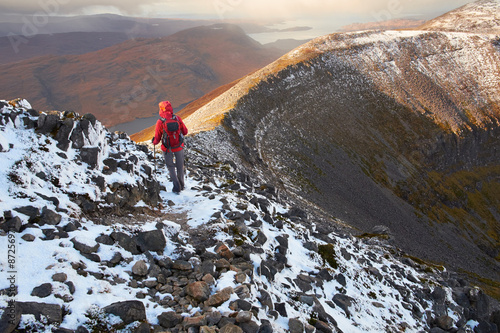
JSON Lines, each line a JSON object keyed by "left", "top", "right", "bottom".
{"left": 108, "top": 116, "right": 159, "bottom": 135}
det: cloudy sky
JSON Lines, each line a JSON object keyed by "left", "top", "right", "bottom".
{"left": 0, "top": 0, "right": 471, "bottom": 20}
{"left": 0, "top": 0, "right": 474, "bottom": 42}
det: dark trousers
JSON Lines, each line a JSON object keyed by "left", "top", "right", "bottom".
{"left": 163, "top": 149, "right": 185, "bottom": 193}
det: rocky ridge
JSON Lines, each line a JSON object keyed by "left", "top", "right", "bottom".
{"left": 180, "top": 24, "right": 500, "bottom": 288}
{"left": 419, "top": 0, "right": 500, "bottom": 34}
{"left": 1, "top": 101, "right": 499, "bottom": 332}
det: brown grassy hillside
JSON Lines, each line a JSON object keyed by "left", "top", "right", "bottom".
{"left": 0, "top": 24, "right": 282, "bottom": 127}
{"left": 130, "top": 77, "right": 243, "bottom": 143}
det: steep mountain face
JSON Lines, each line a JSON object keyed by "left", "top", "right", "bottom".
{"left": 1, "top": 99, "right": 500, "bottom": 333}
{"left": 183, "top": 28, "right": 500, "bottom": 291}
{"left": 0, "top": 24, "right": 282, "bottom": 127}
{"left": 419, "top": 0, "right": 500, "bottom": 34}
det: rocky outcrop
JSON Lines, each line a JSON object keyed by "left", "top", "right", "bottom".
{"left": 0, "top": 104, "right": 161, "bottom": 213}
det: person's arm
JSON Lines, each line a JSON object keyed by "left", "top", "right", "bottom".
{"left": 152, "top": 120, "right": 163, "bottom": 145}
{"left": 178, "top": 117, "right": 188, "bottom": 136}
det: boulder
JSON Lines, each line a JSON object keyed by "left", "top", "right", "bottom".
{"left": 183, "top": 315, "right": 208, "bottom": 329}
{"left": 71, "top": 237, "right": 99, "bottom": 254}
{"left": 1, "top": 217, "right": 22, "bottom": 232}
{"left": 37, "top": 114, "right": 59, "bottom": 135}
{"left": 135, "top": 229, "right": 166, "bottom": 253}
{"left": 132, "top": 260, "right": 148, "bottom": 276}
{"left": 332, "top": 294, "right": 355, "bottom": 318}
{"left": 186, "top": 281, "right": 210, "bottom": 302}
{"left": 40, "top": 207, "right": 62, "bottom": 226}
{"left": 55, "top": 118, "right": 74, "bottom": 151}
{"left": 103, "top": 300, "right": 146, "bottom": 325}
{"left": 52, "top": 273, "right": 67, "bottom": 283}
{"left": 206, "top": 287, "right": 233, "bottom": 307}
{"left": 111, "top": 231, "right": 140, "bottom": 254}
{"left": 215, "top": 243, "right": 234, "bottom": 260}
{"left": 13, "top": 206, "right": 39, "bottom": 223}
{"left": 20, "top": 302, "right": 62, "bottom": 324}
{"left": 31, "top": 283, "right": 52, "bottom": 298}
{"left": 289, "top": 318, "right": 305, "bottom": 333}
{"left": 158, "top": 311, "right": 183, "bottom": 328}
{"left": 80, "top": 147, "right": 100, "bottom": 169}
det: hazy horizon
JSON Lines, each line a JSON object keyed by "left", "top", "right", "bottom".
{"left": 0, "top": 0, "right": 476, "bottom": 45}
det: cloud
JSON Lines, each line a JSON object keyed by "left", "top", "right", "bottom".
{"left": 0, "top": 0, "right": 471, "bottom": 21}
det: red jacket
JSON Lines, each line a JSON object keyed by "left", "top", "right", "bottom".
{"left": 152, "top": 102, "right": 188, "bottom": 152}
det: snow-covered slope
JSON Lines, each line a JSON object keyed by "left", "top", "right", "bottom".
{"left": 185, "top": 30, "right": 500, "bottom": 135}
{"left": 1, "top": 101, "right": 498, "bottom": 332}
{"left": 181, "top": 26, "right": 500, "bottom": 297}
{"left": 420, "top": 0, "right": 500, "bottom": 34}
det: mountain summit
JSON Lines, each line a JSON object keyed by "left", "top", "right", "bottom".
{"left": 419, "top": 0, "right": 500, "bottom": 33}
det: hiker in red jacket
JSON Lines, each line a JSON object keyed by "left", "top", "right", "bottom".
{"left": 152, "top": 101, "right": 188, "bottom": 194}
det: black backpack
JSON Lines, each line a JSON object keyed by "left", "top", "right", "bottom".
{"left": 161, "top": 115, "right": 184, "bottom": 151}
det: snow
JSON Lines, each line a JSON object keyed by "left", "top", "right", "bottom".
{"left": 0, "top": 100, "right": 467, "bottom": 332}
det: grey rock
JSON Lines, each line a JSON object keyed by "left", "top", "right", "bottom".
{"left": 103, "top": 300, "right": 146, "bottom": 324}
{"left": 435, "top": 315, "right": 454, "bottom": 330}
{"left": 289, "top": 318, "right": 305, "bottom": 333}
{"left": 13, "top": 206, "right": 39, "bottom": 222}
{"left": 230, "top": 299, "right": 253, "bottom": 311}
{"left": 132, "top": 260, "right": 149, "bottom": 276}
{"left": 173, "top": 260, "right": 193, "bottom": 271}
{"left": 158, "top": 311, "right": 183, "bottom": 328}
{"left": 40, "top": 207, "right": 62, "bottom": 226}
{"left": 71, "top": 237, "right": 99, "bottom": 254}
{"left": 111, "top": 231, "right": 140, "bottom": 254}
{"left": 21, "top": 234, "right": 36, "bottom": 242}
{"left": 95, "top": 234, "right": 114, "bottom": 245}
{"left": 135, "top": 229, "right": 166, "bottom": 253}
{"left": 1, "top": 217, "right": 22, "bottom": 232}
{"left": 19, "top": 301, "right": 62, "bottom": 324}
{"left": 55, "top": 118, "right": 74, "bottom": 151}
{"left": 257, "top": 323, "right": 273, "bottom": 333}
{"left": 236, "top": 311, "right": 253, "bottom": 323}
{"left": 239, "top": 321, "right": 260, "bottom": 333}
{"left": 332, "top": 294, "right": 355, "bottom": 317}
{"left": 474, "top": 320, "right": 498, "bottom": 333}
{"left": 257, "top": 289, "right": 273, "bottom": 311}
{"left": 37, "top": 114, "right": 59, "bottom": 135}
{"left": 80, "top": 147, "right": 100, "bottom": 169}
{"left": 31, "top": 283, "right": 52, "bottom": 298}
{"left": 52, "top": 273, "right": 67, "bottom": 283}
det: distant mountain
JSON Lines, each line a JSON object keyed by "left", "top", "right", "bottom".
{"left": 0, "top": 14, "right": 218, "bottom": 38}
{"left": 0, "top": 14, "right": 284, "bottom": 65}
{"left": 419, "top": 0, "right": 500, "bottom": 33}
{"left": 263, "top": 38, "right": 312, "bottom": 53}
{"left": 0, "top": 32, "right": 130, "bottom": 64}
{"left": 0, "top": 24, "right": 283, "bottom": 127}
{"left": 160, "top": 6, "right": 500, "bottom": 292}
